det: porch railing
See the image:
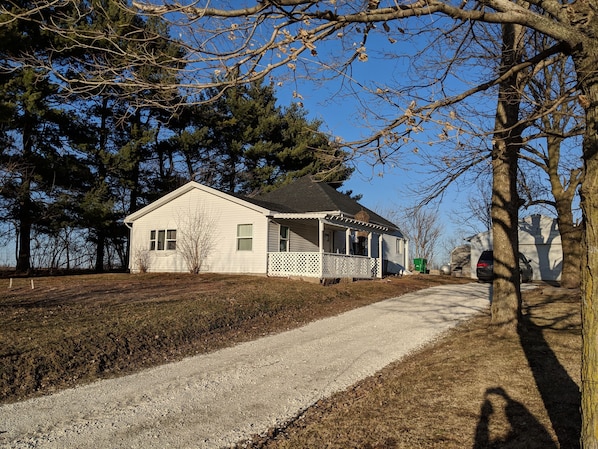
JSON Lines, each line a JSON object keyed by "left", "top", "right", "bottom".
{"left": 267, "top": 252, "right": 379, "bottom": 279}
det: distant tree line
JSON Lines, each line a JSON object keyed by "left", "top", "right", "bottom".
{"left": 0, "top": 5, "right": 350, "bottom": 273}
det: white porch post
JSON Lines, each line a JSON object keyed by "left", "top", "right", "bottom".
{"left": 319, "top": 219, "right": 324, "bottom": 252}
{"left": 345, "top": 228, "right": 351, "bottom": 255}
{"left": 378, "top": 234, "right": 384, "bottom": 278}
{"left": 367, "top": 232, "right": 372, "bottom": 257}
{"left": 318, "top": 219, "right": 324, "bottom": 278}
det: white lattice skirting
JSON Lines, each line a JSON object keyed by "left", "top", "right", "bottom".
{"left": 268, "top": 252, "right": 379, "bottom": 279}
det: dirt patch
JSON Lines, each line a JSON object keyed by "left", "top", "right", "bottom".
{"left": 0, "top": 273, "right": 469, "bottom": 404}
{"left": 0, "top": 276, "right": 580, "bottom": 448}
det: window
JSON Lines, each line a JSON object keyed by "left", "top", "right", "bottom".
{"left": 237, "top": 224, "right": 253, "bottom": 251}
{"left": 150, "top": 229, "right": 176, "bottom": 251}
{"left": 279, "top": 226, "right": 289, "bottom": 252}
{"left": 166, "top": 230, "right": 177, "bottom": 250}
{"left": 396, "top": 239, "right": 404, "bottom": 254}
{"left": 157, "top": 230, "right": 165, "bottom": 250}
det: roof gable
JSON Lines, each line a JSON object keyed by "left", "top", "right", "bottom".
{"left": 124, "top": 181, "right": 271, "bottom": 224}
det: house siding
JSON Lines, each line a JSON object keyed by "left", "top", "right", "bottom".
{"left": 519, "top": 215, "right": 563, "bottom": 282}
{"left": 382, "top": 233, "right": 408, "bottom": 275}
{"left": 267, "top": 220, "right": 279, "bottom": 253}
{"left": 370, "top": 233, "right": 380, "bottom": 258}
{"left": 129, "top": 188, "right": 268, "bottom": 274}
{"left": 283, "top": 219, "right": 319, "bottom": 252}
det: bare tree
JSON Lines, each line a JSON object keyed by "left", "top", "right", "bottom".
{"left": 519, "top": 50, "right": 584, "bottom": 289}
{"left": 449, "top": 179, "right": 492, "bottom": 235}
{"left": 422, "top": 33, "right": 583, "bottom": 288}
{"left": 488, "top": 20, "right": 527, "bottom": 330}
{"left": 132, "top": 246, "right": 153, "bottom": 273}
{"left": 176, "top": 206, "right": 218, "bottom": 274}
{"left": 397, "top": 206, "right": 443, "bottom": 268}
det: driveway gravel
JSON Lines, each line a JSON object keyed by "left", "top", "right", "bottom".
{"left": 0, "top": 282, "right": 515, "bottom": 449}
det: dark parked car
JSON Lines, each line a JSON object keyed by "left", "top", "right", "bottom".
{"left": 476, "top": 250, "right": 533, "bottom": 283}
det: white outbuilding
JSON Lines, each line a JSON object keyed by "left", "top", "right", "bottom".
{"left": 468, "top": 214, "right": 564, "bottom": 282}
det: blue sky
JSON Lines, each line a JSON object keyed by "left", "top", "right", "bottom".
{"left": 271, "top": 45, "right": 477, "bottom": 264}
{"left": 290, "top": 90, "right": 470, "bottom": 263}
{"left": 264, "top": 17, "right": 583, "bottom": 266}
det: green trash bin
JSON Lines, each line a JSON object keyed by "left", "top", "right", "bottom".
{"left": 413, "top": 258, "right": 427, "bottom": 273}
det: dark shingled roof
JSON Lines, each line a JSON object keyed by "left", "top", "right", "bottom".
{"left": 244, "top": 176, "right": 401, "bottom": 232}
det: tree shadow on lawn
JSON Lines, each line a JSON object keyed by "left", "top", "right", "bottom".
{"left": 472, "top": 287, "right": 580, "bottom": 448}
{"left": 516, "top": 297, "right": 581, "bottom": 449}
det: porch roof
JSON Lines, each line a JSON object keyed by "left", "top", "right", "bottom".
{"left": 271, "top": 212, "right": 390, "bottom": 232}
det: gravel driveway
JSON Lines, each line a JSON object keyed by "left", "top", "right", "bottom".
{"left": 0, "top": 282, "right": 507, "bottom": 448}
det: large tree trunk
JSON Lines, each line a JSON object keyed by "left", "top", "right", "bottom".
{"left": 95, "top": 231, "right": 105, "bottom": 273}
{"left": 490, "top": 22, "right": 524, "bottom": 332}
{"left": 16, "top": 191, "right": 32, "bottom": 274}
{"left": 15, "top": 115, "right": 34, "bottom": 274}
{"left": 580, "top": 112, "right": 598, "bottom": 449}
{"left": 490, "top": 138, "right": 522, "bottom": 329}
{"left": 573, "top": 44, "right": 598, "bottom": 449}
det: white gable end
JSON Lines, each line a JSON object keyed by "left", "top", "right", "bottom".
{"left": 127, "top": 184, "right": 270, "bottom": 274}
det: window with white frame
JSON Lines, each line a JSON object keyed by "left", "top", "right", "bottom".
{"left": 396, "top": 238, "right": 404, "bottom": 254}
{"left": 279, "top": 225, "right": 289, "bottom": 252}
{"left": 237, "top": 224, "right": 253, "bottom": 251}
{"left": 150, "top": 229, "right": 177, "bottom": 251}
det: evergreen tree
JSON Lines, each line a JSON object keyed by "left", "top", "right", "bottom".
{"left": 0, "top": 67, "right": 75, "bottom": 273}
{"left": 164, "top": 79, "right": 352, "bottom": 194}
{"left": 63, "top": 1, "right": 183, "bottom": 271}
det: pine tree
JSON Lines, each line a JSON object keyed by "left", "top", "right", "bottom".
{"left": 0, "top": 67, "right": 74, "bottom": 272}
{"left": 63, "top": 1, "right": 183, "bottom": 271}
{"left": 164, "top": 79, "right": 352, "bottom": 194}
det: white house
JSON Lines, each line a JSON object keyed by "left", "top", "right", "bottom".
{"left": 124, "top": 176, "right": 409, "bottom": 280}
{"left": 468, "top": 214, "right": 564, "bottom": 281}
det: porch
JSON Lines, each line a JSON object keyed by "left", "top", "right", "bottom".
{"left": 267, "top": 252, "right": 380, "bottom": 279}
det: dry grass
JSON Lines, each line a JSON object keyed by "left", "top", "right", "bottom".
{"left": 239, "top": 285, "right": 581, "bottom": 449}
{"left": 0, "top": 274, "right": 581, "bottom": 448}
{"left": 0, "top": 272, "right": 468, "bottom": 403}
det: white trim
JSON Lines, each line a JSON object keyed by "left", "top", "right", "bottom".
{"left": 326, "top": 215, "right": 389, "bottom": 232}
{"left": 318, "top": 219, "right": 325, "bottom": 253}
{"left": 378, "top": 234, "right": 383, "bottom": 278}
{"left": 271, "top": 212, "right": 333, "bottom": 220}
{"left": 345, "top": 228, "right": 351, "bottom": 256}
{"left": 270, "top": 212, "right": 390, "bottom": 232}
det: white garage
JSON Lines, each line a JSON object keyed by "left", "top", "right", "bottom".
{"left": 468, "top": 215, "right": 563, "bottom": 282}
